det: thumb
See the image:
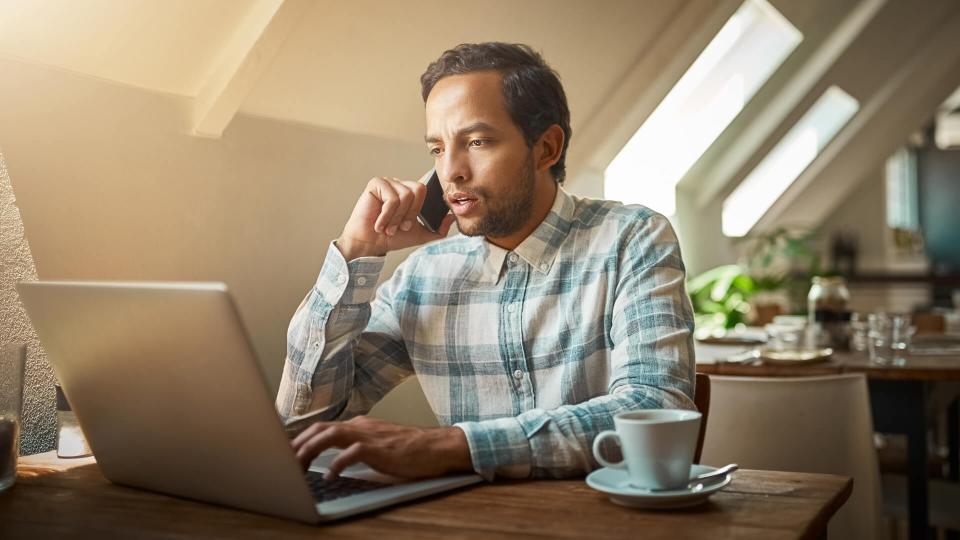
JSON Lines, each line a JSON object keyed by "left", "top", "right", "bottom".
{"left": 436, "top": 214, "right": 457, "bottom": 237}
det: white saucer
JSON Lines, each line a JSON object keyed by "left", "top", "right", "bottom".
{"left": 585, "top": 464, "right": 732, "bottom": 509}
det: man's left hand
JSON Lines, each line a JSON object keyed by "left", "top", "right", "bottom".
{"left": 290, "top": 416, "right": 474, "bottom": 480}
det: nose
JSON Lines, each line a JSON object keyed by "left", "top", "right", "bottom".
{"left": 438, "top": 147, "right": 470, "bottom": 187}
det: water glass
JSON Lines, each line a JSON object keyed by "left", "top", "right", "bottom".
{"left": 1, "top": 344, "right": 25, "bottom": 492}
{"left": 889, "top": 314, "right": 916, "bottom": 352}
{"left": 868, "top": 313, "right": 914, "bottom": 365}
{"left": 867, "top": 313, "right": 893, "bottom": 364}
{"left": 849, "top": 313, "right": 869, "bottom": 352}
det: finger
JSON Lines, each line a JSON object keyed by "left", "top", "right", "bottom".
{"left": 384, "top": 179, "right": 414, "bottom": 235}
{"left": 294, "top": 425, "right": 355, "bottom": 470}
{"left": 371, "top": 179, "right": 401, "bottom": 234}
{"left": 291, "top": 421, "right": 331, "bottom": 450}
{"left": 399, "top": 181, "right": 427, "bottom": 232}
{"left": 324, "top": 442, "right": 366, "bottom": 480}
{"left": 290, "top": 420, "right": 337, "bottom": 448}
{"left": 436, "top": 213, "right": 456, "bottom": 237}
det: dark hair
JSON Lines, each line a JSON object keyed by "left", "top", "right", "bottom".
{"left": 420, "top": 42, "right": 572, "bottom": 184}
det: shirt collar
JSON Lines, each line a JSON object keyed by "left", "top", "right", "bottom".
{"left": 470, "top": 185, "right": 575, "bottom": 284}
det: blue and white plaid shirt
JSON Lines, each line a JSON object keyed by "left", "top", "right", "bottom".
{"left": 276, "top": 186, "right": 696, "bottom": 480}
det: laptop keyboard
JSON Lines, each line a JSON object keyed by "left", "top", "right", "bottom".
{"left": 305, "top": 471, "right": 389, "bottom": 503}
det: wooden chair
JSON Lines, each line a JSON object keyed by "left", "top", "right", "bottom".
{"left": 693, "top": 373, "right": 710, "bottom": 465}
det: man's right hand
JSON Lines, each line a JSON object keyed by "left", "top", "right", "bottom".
{"left": 336, "top": 176, "right": 456, "bottom": 261}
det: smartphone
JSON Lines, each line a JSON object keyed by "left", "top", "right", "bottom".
{"left": 417, "top": 168, "right": 449, "bottom": 233}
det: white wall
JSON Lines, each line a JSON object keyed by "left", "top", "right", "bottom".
{"left": 817, "top": 166, "right": 932, "bottom": 313}
{"left": 0, "top": 57, "right": 444, "bottom": 450}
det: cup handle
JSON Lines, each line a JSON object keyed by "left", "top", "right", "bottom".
{"left": 592, "top": 430, "right": 625, "bottom": 469}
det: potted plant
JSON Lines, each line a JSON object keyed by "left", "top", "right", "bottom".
{"left": 688, "top": 227, "right": 821, "bottom": 335}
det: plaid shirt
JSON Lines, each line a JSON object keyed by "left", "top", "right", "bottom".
{"left": 276, "top": 186, "right": 696, "bottom": 480}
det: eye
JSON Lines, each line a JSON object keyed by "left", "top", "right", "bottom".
{"left": 429, "top": 147, "right": 442, "bottom": 156}
{"left": 469, "top": 139, "right": 486, "bottom": 147}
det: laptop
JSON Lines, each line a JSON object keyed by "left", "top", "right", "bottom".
{"left": 16, "top": 280, "right": 482, "bottom": 523}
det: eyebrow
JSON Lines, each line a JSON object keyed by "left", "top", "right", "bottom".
{"left": 424, "top": 122, "right": 499, "bottom": 144}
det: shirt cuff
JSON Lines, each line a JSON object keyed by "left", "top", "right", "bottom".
{"left": 454, "top": 417, "right": 532, "bottom": 481}
{"left": 315, "top": 241, "right": 385, "bottom": 305}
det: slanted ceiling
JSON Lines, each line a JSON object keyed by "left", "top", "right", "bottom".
{"left": 0, "top": 0, "right": 695, "bottom": 145}
{"left": 1, "top": 0, "right": 958, "bottom": 237}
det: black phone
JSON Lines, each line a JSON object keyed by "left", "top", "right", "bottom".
{"left": 417, "top": 168, "right": 449, "bottom": 233}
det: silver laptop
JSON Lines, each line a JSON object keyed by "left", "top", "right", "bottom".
{"left": 16, "top": 280, "right": 482, "bottom": 523}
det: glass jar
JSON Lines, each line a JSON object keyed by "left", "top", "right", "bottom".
{"left": 55, "top": 385, "right": 92, "bottom": 458}
{"left": 807, "top": 276, "right": 851, "bottom": 349}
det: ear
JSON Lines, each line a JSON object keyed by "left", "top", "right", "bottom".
{"left": 534, "top": 124, "right": 565, "bottom": 173}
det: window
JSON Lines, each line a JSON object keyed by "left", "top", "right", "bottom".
{"left": 722, "top": 86, "right": 860, "bottom": 237}
{"left": 885, "top": 147, "right": 919, "bottom": 231}
{"left": 604, "top": 0, "right": 801, "bottom": 216}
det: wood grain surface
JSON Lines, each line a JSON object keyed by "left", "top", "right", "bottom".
{"left": 1, "top": 454, "right": 851, "bottom": 539}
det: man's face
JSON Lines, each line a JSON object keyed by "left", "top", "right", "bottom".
{"left": 424, "top": 71, "right": 536, "bottom": 238}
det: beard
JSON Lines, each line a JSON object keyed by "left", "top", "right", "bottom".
{"left": 453, "top": 152, "right": 537, "bottom": 238}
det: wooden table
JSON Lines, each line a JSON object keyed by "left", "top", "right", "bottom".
{"left": 697, "top": 347, "right": 960, "bottom": 540}
{"left": 1, "top": 452, "right": 851, "bottom": 539}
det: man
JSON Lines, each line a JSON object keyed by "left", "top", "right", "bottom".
{"left": 278, "top": 42, "right": 695, "bottom": 482}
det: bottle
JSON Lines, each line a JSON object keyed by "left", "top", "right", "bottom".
{"left": 55, "top": 384, "right": 92, "bottom": 458}
{"left": 807, "top": 276, "right": 851, "bottom": 349}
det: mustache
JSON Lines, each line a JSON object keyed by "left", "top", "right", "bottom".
{"left": 444, "top": 188, "right": 486, "bottom": 199}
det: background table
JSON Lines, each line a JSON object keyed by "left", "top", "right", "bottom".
{"left": 1, "top": 452, "right": 851, "bottom": 539}
{"left": 697, "top": 347, "right": 960, "bottom": 540}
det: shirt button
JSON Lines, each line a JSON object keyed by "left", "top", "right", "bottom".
{"left": 356, "top": 276, "right": 367, "bottom": 286}
{"left": 313, "top": 342, "right": 321, "bottom": 348}
{"left": 507, "top": 304, "right": 516, "bottom": 313}
{"left": 337, "top": 274, "right": 347, "bottom": 284}
{"left": 540, "top": 263, "right": 548, "bottom": 271}
{"left": 508, "top": 253, "right": 519, "bottom": 263}
{"left": 513, "top": 369, "right": 523, "bottom": 380}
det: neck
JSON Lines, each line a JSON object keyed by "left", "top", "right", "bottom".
{"left": 486, "top": 178, "right": 558, "bottom": 251}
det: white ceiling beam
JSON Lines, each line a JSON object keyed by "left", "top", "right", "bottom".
{"left": 192, "top": 0, "right": 309, "bottom": 138}
{"left": 757, "top": 8, "right": 960, "bottom": 231}
{"left": 693, "top": 0, "right": 886, "bottom": 209}
{"left": 941, "top": 85, "right": 960, "bottom": 112}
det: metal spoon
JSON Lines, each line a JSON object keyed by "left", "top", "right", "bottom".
{"left": 644, "top": 463, "right": 739, "bottom": 492}
{"left": 691, "top": 463, "right": 738, "bottom": 484}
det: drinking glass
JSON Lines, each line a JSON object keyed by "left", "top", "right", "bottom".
{"left": 889, "top": 314, "right": 916, "bottom": 353}
{"left": 849, "top": 313, "right": 869, "bottom": 352}
{"left": 867, "top": 313, "right": 892, "bottom": 365}
{"left": 1, "top": 344, "right": 25, "bottom": 492}
{"left": 868, "top": 312, "right": 913, "bottom": 365}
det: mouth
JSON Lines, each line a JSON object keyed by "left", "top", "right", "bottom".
{"left": 447, "top": 192, "right": 480, "bottom": 216}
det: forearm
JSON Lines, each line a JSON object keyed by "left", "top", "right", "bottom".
{"left": 456, "top": 383, "right": 694, "bottom": 481}
{"left": 276, "top": 241, "right": 399, "bottom": 420}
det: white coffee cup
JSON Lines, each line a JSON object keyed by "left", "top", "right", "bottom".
{"left": 592, "top": 409, "right": 702, "bottom": 490}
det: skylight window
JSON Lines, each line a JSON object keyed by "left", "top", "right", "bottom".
{"left": 885, "top": 147, "right": 919, "bottom": 231}
{"left": 722, "top": 86, "right": 860, "bottom": 237}
{"left": 604, "top": 0, "right": 802, "bottom": 216}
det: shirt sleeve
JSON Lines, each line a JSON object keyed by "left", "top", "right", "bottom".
{"left": 454, "top": 214, "right": 696, "bottom": 480}
{"left": 275, "top": 241, "right": 415, "bottom": 422}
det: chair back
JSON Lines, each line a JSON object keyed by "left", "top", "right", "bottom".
{"left": 700, "top": 374, "right": 883, "bottom": 540}
{"left": 693, "top": 373, "right": 710, "bottom": 464}
{"left": 913, "top": 312, "right": 945, "bottom": 335}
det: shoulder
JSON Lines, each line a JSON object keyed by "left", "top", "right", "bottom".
{"left": 568, "top": 195, "right": 677, "bottom": 250}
